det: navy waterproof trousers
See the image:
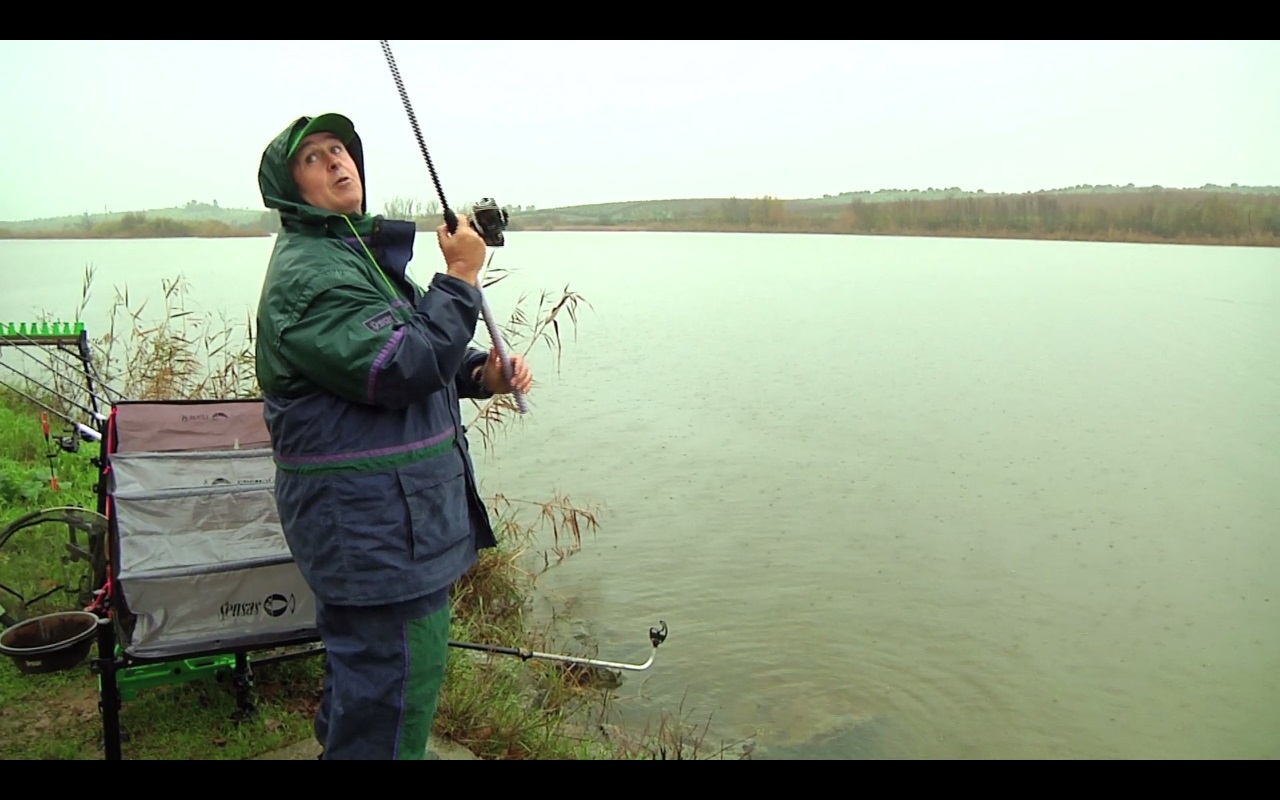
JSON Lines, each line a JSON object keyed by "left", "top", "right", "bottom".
{"left": 313, "top": 588, "right": 451, "bottom": 759}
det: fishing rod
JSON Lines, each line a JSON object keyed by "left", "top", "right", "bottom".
{"left": 377, "top": 39, "right": 529, "bottom": 415}
{"left": 0, "top": 358, "right": 108, "bottom": 428}
{"left": 450, "top": 621, "right": 668, "bottom": 672}
{"left": 0, "top": 338, "right": 121, "bottom": 408}
{"left": 376, "top": 41, "right": 670, "bottom": 673}
{"left": 0, "top": 377, "right": 102, "bottom": 444}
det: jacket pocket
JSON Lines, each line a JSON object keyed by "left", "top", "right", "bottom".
{"left": 397, "top": 454, "right": 472, "bottom": 563}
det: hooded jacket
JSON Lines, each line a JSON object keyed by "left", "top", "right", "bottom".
{"left": 254, "top": 114, "right": 497, "bottom": 608}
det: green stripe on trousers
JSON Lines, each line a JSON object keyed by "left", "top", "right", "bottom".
{"left": 397, "top": 604, "right": 451, "bottom": 760}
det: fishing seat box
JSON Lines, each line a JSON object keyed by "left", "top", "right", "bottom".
{"left": 104, "top": 399, "right": 318, "bottom": 660}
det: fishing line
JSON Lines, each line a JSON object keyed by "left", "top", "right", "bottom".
{"left": 0, "top": 380, "right": 101, "bottom": 443}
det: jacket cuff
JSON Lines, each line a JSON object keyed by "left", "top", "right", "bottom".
{"left": 432, "top": 272, "right": 483, "bottom": 302}
{"left": 464, "top": 348, "right": 494, "bottom": 398}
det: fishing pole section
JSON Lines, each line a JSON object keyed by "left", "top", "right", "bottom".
{"left": 377, "top": 39, "right": 528, "bottom": 414}
{"left": 374, "top": 41, "right": 671, "bottom": 671}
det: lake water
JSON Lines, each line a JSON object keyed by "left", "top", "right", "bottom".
{"left": 1, "top": 231, "right": 1278, "bottom": 759}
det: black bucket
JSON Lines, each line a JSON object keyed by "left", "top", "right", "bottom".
{"left": 0, "top": 611, "right": 100, "bottom": 675}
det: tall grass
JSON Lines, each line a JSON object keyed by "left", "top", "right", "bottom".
{"left": 0, "top": 260, "right": 741, "bottom": 759}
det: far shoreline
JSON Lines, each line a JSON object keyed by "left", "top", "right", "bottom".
{"left": 1, "top": 225, "right": 1275, "bottom": 249}
{"left": 0, "top": 230, "right": 272, "bottom": 241}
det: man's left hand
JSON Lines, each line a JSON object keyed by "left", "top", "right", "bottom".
{"left": 481, "top": 348, "right": 533, "bottom": 395}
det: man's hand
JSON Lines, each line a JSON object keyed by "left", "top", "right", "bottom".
{"left": 480, "top": 348, "right": 532, "bottom": 395}
{"left": 437, "top": 213, "right": 486, "bottom": 287}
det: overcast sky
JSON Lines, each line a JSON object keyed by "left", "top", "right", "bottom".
{"left": 2, "top": 39, "right": 1277, "bottom": 221}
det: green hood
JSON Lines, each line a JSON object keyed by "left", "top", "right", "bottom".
{"left": 259, "top": 114, "right": 374, "bottom": 235}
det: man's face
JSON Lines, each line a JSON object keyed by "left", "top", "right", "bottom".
{"left": 290, "top": 132, "right": 363, "bottom": 215}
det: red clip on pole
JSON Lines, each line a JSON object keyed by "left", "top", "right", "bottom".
{"left": 40, "top": 413, "right": 58, "bottom": 491}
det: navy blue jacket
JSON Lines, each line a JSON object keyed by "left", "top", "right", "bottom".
{"left": 254, "top": 115, "right": 497, "bottom": 608}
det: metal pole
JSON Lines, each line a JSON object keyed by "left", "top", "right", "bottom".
{"left": 449, "top": 621, "right": 668, "bottom": 672}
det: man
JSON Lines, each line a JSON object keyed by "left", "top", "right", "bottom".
{"left": 254, "top": 112, "right": 532, "bottom": 760}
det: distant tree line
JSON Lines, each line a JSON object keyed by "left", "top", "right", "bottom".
{"left": 566, "top": 190, "right": 1280, "bottom": 246}
{"left": 829, "top": 191, "right": 1280, "bottom": 244}
{"left": 0, "top": 211, "right": 275, "bottom": 240}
